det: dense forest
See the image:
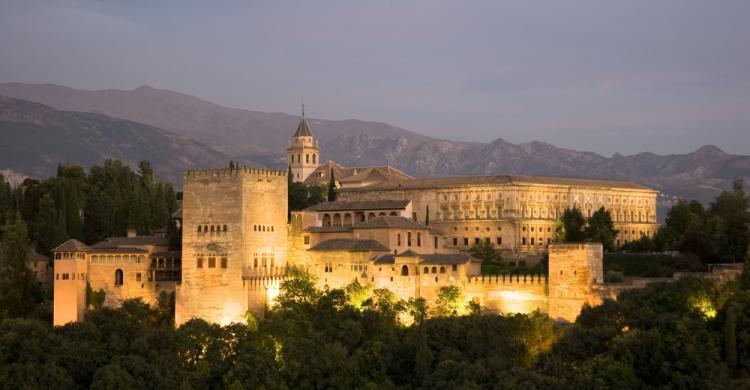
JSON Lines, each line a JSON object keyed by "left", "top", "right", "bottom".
{"left": 0, "top": 265, "right": 749, "bottom": 388}
{"left": 0, "top": 160, "right": 178, "bottom": 255}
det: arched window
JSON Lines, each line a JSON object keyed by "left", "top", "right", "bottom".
{"left": 197, "top": 225, "right": 202, "bottom": 233}
{"left": 333, "top": 214, "right": 342, "bottom": 226}
{"left": 424, "top": 267, "right": 429, "bottom": 274}
{"left": 210, "top": 225, "right": 215, "bottom": 232}
{"left": 389, "top": 212, "right": 398, "bottom": 216}
{"left": 440, "top": 266, "right": 446, "bottom": 273}
{"left": 343, "top": 214, "right": 352, "bottom": 225}
{"left": 322, "top": 214, "right": 331, "bottom": 227}
{"left": 368, "top": 213, "right": 376, "bottom": 220}
{"left": 401, "top": 265, "right": 409, "bottom": 276}
{"left": 431, "top": 266, "right": 437, "bottom": 273}
{"left": 223, "top": 225, "right": 228, "bottom": 232}
{"left": 115, "top": 269, "right": 123, "bottom": 286}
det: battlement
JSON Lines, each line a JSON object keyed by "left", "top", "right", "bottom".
{"left": 183, "top": 167, "right": 287, "bottom": 179}
{"left": 466, "top": 274, "right": 547, "bottom": 285}
{"left": 548, "top": 243, "right": 603, "bottom": 253}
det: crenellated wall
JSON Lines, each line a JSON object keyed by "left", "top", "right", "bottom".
{"left": 464, "top": 274, "right": 548, "bottom": 314}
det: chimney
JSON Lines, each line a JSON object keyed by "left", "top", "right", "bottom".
{"left": 127, "top": 229, "right": 137, "bottom": 238}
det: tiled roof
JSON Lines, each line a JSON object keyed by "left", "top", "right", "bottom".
{"left": 418, "top": 253, "right": 481, "bottom": 265}
{"left": 303, "top": 162, "right": 413, "bottom": 186}
{"left": 90, "top": 247, "right": 149, "bottom": 254}
{"left": 309, "top": 238, "right": 389, "bottom": 252}
{"left": 303, "top": 226, "right": 354, "bottom": 233}
{"left": 52, "top": 239, "right": 90, "bottom": 252}
{"left": 293, "top": 118, "right": 313, "bottom": 137}
{"left": 341, "top": 174, "right": 653, "bottom": 191}
{"left": 352, "top": 216, "right": 431, "bottom": 230}
{"left": 151, "top": 251, "right": 182, "bottom": 258}
{"left": 305, "top": 199, "right": 410, "bottom": 212}
{"left": 372, "top": 252, "right": 480, "bottom": 265}
{"left": 90, "top": 236, "right": 168, "bottom": 249}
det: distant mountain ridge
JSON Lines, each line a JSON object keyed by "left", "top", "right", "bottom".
{"left": 0, "top": 82, "right": 748, "bottom": 201}
{"left": 0, "top": 96, "right": 230, "bottom": 184}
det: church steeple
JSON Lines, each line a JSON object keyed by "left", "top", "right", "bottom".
{"left": 287, "top": 105, "right": 320, "bottom": 182}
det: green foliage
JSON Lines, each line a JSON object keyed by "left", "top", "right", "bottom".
{"left": 604, "top": 252, "right": 705, "bottom": 277}
{"left": 6, "top": 274, "right": 750, "bottom": 388}
{"left": 584, "top": 207, "right": 618, "bottom": 251}
{"left": 327, "top": 170, "right": 336, "bottom": 202}
{"left": 86, "top": 283, "right": 107, "bottom": 310}
{"left": 0, "top": 213, "right": 42, "bottom": 319}
{"left": 559, "top": 207, "right": 586, "bottom": 242}
{"left": 432, "top": 285, "right": 462, "bottom": 317}
{"left": 658, "top": 179, "right": 749, "bottom": 264}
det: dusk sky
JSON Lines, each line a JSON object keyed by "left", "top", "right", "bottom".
{"left": 1, "top": 0, "right": 749, "bottom": 156}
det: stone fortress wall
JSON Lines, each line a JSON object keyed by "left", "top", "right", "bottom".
{"left": 176, "top": 167, "right": 288, "bottom": 326}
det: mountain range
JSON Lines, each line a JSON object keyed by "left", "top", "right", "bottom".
{"left": 0, "top": 82, "right": 748, "bottom": 202}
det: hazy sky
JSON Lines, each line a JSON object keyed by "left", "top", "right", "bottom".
{"left": 1, "top": 0, "right": 749, "bottom": 156}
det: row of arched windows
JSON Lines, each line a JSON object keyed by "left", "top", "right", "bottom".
{"left": 423, "top": 266, "right": 446, "bottom": 274}
{"left": 252, "top": 253, "right": 275, "bottom": 268}
{"left": 91, "top": 254, "right": 145, "bottom": 264}
{"left": 253, "top": 225, "right": 274, "bottom": 232}
{"left": 197, "top": 257, "right": 228, "bottom": 269}
{"left": 197, "top": 224, "right": 228, "bottom": 234}
{"left": 291, "top": 153, "right": 317, "bottom": 164}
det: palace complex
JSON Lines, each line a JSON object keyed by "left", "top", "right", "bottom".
{"left": 53, "top": 113, "right": 661, "bottom": 326}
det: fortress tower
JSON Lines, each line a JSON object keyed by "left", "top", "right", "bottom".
{"left": 175, "top": 167, "right": 288, "bottom": 326}
{"left": 287, "top": 106, "right": 320, "bottom": 182}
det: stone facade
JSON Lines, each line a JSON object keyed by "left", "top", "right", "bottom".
{"left": 176, "top": 167, "right": 288, "bottom": 326}
{"left": 336, "top": 177, "right": 659, "bottom": 254}
{"left": 51, "top": 118, "right": 664, "bottom": 327}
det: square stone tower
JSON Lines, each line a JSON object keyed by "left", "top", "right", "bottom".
{"left": 547, "top": 243, "right": 603, "bottom": 322}
{"left": 176, "top": 167, "right": 288, "bottom": 326}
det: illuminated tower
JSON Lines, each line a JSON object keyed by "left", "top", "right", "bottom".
{"left": 287, "top": 105, "right": 320, "bottom": 182}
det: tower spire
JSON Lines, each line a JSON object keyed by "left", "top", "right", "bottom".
{"left": 301, "top": 102, "right": 305, "bottom": 118}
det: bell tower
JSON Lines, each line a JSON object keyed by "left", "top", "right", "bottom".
{"left": 287, "top": 105, "right": 320, "bottom": 182}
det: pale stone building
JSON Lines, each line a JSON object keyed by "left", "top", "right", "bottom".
{"left": 53, "top": 112, "right": 661, "bottom": 326}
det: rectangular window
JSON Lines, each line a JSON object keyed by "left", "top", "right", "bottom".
{"left": 434, "top": 237, "right": 438, "bottom": 249}
{"left": 56, "top": 273, "right": 59, "bottom": 280}
{"left": 453, "top": 238, "right": 458, "bottom": 246}
{"left": 522, "top": 237, "right": 527, "bottom": 245}
{"left": 474, "top": 238, "right": 480, "bottom": 245}
{"left": 452, "top": 265, "right": 458, "bottom": 272}
{"left": 397, "top": 234, "right": 401, "bottom": 246}
{"left": 221, "top": 257, "right": 228, "bottom": 268}
{"left": 485, "top": 237, "right": 490, "bottom": 244}
{"left": 412, "top": 212, "right": 417, "bottom": 221}
{"left": 136, "top": 272, "right": 142, "bottom": 282}
{"left": 417, "top": 233, "right": 421, "bottom": 247}
{"left": 407, "top": 232, "right": 412, "bottom": 246}
{"left": 463, "top": 238, "right": 469, "bottom": 246}
{"left": 208, "top": 257, "right": 216, "bottom": 268}
{"left": 531, "top": 238, "right": 535, "bottom": 245}
{"left": 197, "top": 258, "right": 203, "bottom": 268}
{"left": 304, "top": 235, "right": 310, "bottom": 244}
{"left": 62, "top": 273, "right": 69, "bottom": 280}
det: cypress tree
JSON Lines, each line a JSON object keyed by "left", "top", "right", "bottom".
{"left": 327, "top": 171, "right": 336, "bottom": 202}
{"left": 0, "top": 212, "right": 42, "bottom": 318}
{"left": 35, "top": 194, "right": 58, "bottom": 256}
